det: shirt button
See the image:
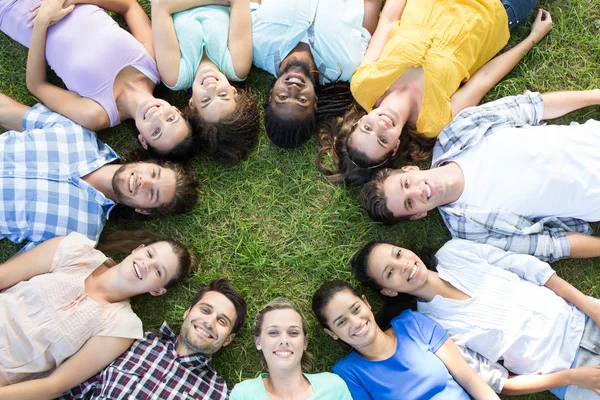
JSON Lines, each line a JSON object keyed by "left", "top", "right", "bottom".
{"left": 8, "top": 171, "right": 13, "bottom": 175}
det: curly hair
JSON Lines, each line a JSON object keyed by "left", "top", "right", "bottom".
{"left": 317, "top": 103, "right": 435, "bottom": 185}
{"left": 183, "top": 88, "right": 260, "bottom": 165}
{"left": 263, "top": 100, "right": 317, "bottom": 149}
{"left": 360, "top": 168, "right": 407, "bottom": 224}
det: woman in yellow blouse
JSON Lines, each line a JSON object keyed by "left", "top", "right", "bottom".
{"left": 318, "top": 0, "right": 551, "bottom": 184}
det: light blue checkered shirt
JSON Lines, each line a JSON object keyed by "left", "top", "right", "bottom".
{"left": 0, "top": 104, "right": 118, "bottom": 251}
{"left": 433, "top": 92, "right": 592, "bottom": 262}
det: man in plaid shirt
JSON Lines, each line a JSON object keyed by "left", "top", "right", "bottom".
{"left": 0, "top": 93, "right": 198, "bottom": 251}
{"left": 57, "top": 278, "right": 247, "bottom": 399}
{"left": 361, "top": 90, "right": 600, "bottom": 262}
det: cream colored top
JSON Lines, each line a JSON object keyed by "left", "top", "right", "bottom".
{"left": 0, "top": 232, "right": 143, "bottom": 384}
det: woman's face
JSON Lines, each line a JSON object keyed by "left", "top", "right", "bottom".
{"left": 348, "top": 107, "right": 403, "bottom": 164}
{"left": 117, "top": 241, "right": 180, "bottom": 296}
{"left": 255, "top": 308, "right": 307, "bottom": 372}
{"left": 367, "top": 244, "right": 429, "bottom": 296}
{"left": 323, "top": 290, "right": 378, "bottom": 350}
{"left": 191, "top": 67, "right": 238, "bottom": 123}
{"left": 135, "top": 98, "right": 191, "bottom": 153}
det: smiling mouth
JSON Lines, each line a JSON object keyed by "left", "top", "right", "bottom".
{"left": 424, "top": 183, "right": 432, "bottom": 200}
{"left": 408, "top": 263, "right": 418, "bottom": 281}
{"left": 201, "top": 75, "right": 218, "bottom": 85}
{"left": 379, "top": 112, "right": 395, "bottom": 127}
{"left": 132, "top": 262, "right": 143, "bottom": 280}
{"left": 193, "top": 324, "right": 215, "bottom": 339}
{"left": 128, "top": 174, "right": 135, "bottom": 194}
{"left": 284, "top": 73, "right": 305, "bottom": 86}
{"left": 273, "top": 350, "right": 293, "bottom": 358}
{"left": 144, "top": 105, "right": 159, "bottom": 120}
{"left": 353, "top": 321, "right": 369, "bottom": 337}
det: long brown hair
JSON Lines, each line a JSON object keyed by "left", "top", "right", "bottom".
{"left": 97, "top": 230, "right": 198, "bottom": 286}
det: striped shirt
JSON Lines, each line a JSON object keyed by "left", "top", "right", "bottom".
{"left": 0, "top": 104, "right": 117, "bottom": 251}
{"left": 433, "top": 92, "right": 592, "bottom": 262}
{"left": 57, "top": 323, "right": 229, "bottom": 400}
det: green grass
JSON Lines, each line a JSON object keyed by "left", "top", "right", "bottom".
{"left": 2, "top": 1, "right": 600, "bottom": 398}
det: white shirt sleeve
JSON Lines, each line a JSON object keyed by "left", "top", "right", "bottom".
{"left": 457, "top": 345, "right": 508, "bottom": 393}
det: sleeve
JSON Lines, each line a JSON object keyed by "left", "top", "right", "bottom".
{"left": 95, "top": 304, "right": 144, "bottom": 340}
{"left": 332, "top": 363, "right": 374, "bottom": 400}
{"left": 457, "top": 240, "right": 556, "bottom": 285}
{"left": 331, "top": 374, "right": 354, "bottom": 400}
{"left": 456, "top": 91, "right": 544, "bottom": 127}
{"left": 54, "top": 373, "right": 100, "bottom": 400}
{"left": 50, "top": 232, "right": 103, "bottom": 273}
{"left": 22, "top": 104, "right": 73, "bottom": 130}
{"left": 229, "top": 384, "right": 244, "bottom": 400}
{"left": 407, "top": 311, "right": 448, "bottom": 353}
{"left": 457, "top": 345, "right": 508, "bottom": 394}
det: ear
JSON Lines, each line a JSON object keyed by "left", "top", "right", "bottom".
{"left": 361, "top": 294, "right": 372, "bottom": 309}
{"left": 223, "top": 333, "right": 236, "bottom": 347}
{"left": 135, "top": 208, "right": 151, "bottom": 216}
{"left": 303, "top": 334, "right": 309, "bottom": 350}
{"left": 150, "top": 287, "right": 167, "bottom": 297}
{"left": 381, "top": 288, "right": 398, "bottom": 297}
{"left": 391, "top": 139, "right": 400, "bottom": 157}
{"left": 409, "top": 212, "right": 427, "bottom": 221}
{"left": 268, "top": 89, "right": 272, "bottom": 103}
{"left": 183, "top": 308, "right": 190, "bottom": 319}
{"left": 324, "top": 328, "right": 338, "bottom": 340}
{"left": 232, "top": 87, "right": 238, "bottom": 96}
{"left": 137, "top": 134, "right": 148, "bottom": 150}
{"left": 134, "top": 244, "right": 145, "bottom": 252}
{"left": 401, "top": 165, "right": 419, "bottom": 172}
{"left": 188, "top": 98, "right": 194, "bottom": 107}
{"left": 254, "top": 336, "right": 262, "bottom": 350}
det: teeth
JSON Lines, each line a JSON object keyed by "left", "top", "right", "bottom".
{"left": 408, "top": 264, "right": 418, "bottom": 281}
{"left": 195, "top": 325, "right": 213, "bottom": 338}
{"left": 287, "top": 77, "right": 303, "bottom": 84}
{"left": 425, "top": 184, "right": 431, "bottom": 200}
{"left": 354, "top": 322, "right": 368, "bottom": 336}
{"left": 133, "top": 262, "right": 142, "bottom": 280}
{"left": 380, "top": 114, "right": 394, "bottom": 126}
{"left": 129, "top": 175, "right": 134, "bottom": 193}
{"left": 144, "top": 105, "right": 157, "bottom": 120}
{"left": 202, "top": 76, "right": 217, "bottom": 85}
{"left": 274, "top": 351, "right": 292, "bottom": 356}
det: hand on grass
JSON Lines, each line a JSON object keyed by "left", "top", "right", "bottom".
{"left": 27, "top": 0, "right": 75, "bottom": 28}
{"left": 529, "top": 9, "right": 552, "bottom": 44}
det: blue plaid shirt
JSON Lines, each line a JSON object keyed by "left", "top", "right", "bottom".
{"left": 433, "top": 92, "right": 592, "bottom": 262}
{"left": 0, "top": 104, "right": 118, "bottom": 251}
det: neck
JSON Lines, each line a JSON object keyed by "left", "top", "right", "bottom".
{"left": 82, "top": 164, "right": 121, "bottom": 203}
{"left": 114, "top": 78, "right": 154, "bottom": 120}
{"left": 356, "top": 326, "right": 396, "bottom": 361}
{"left": 176, "top": 338, "right": 207, "bottom": 357}
{"left": 376, "top": 73, "right": 423, "bottom": 125}
{"left": 411, "top": 271, "right": 468, "bottom": 302}
{"left": 264, "top": 367, "right": 310, "bottom": 398}
{"left": 85, "top": 264, "right": 135, "bottom": 304}
{"left": 437, "top": 162, "right": 465, "bottom": 204}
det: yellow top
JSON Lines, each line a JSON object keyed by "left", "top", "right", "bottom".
{"left": 350, "top": 0, "right": 510, "bottom": 137}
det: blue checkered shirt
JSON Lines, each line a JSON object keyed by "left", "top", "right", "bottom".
{"left": 433, "top": 92, "right": 592, "bottom": 262}
{"left": 0, "top": 104, "right": 118, "bottom": 251}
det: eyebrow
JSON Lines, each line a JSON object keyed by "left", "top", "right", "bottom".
{"left": 332, "top": 301, "right": 359, "bottom": 325}
{"left": 265, "top": 325, "right": 302, "bottom": 329}
{"left": 155, "top": 168, "right": 162, "bottom": 204}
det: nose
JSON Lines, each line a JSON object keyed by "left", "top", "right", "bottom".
{"left": 288, "top": 84, "right": 300, "bottom": 97}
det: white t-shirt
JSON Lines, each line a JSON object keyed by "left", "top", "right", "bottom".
{"left": 449, "top": 119, "right": 600, "bottom": 221}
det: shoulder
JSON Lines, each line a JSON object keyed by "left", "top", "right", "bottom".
{"left": 231, "top": 375, "right": 265, "bottom": 398}
{"left": 307, "top": 372, "right": 351, "bottom": 393}
{"left": 51, "top": 232, "right": 103, "bottom": 270}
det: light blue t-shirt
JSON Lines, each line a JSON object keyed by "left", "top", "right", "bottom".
{"left": 168, "top": 4, "right": 243, "bottom": 90}
{"left": 251, "top": 0, "right": 371, "bottom": 85}
{"left": 333, "top": 310, "right": 470, "bottom": 400}
{"left": 230, "top": 372, "right": 352, "bottom": 400}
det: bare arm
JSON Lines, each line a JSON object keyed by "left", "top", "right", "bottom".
{"left": 362, "top": 0, "right": 382, "bottom": 36}
{"left": 0, "top": 236, "right": 64, "bottom": 291}
{"left": 451, "top": 9, "right": 553, "bottom": 116}
{"left": 227, "top": 0, "right": 252, "bottom": 79}
{"left": 435, "top": 338, "right": 499, "bottom": 399}
{"left": 502, "top": 367, "right": 600, "bottom": 396}
{"left": 540, "top": 89, "right": 600, "bottom": 120}
{"left": 360, "top": 0, "right": 406, "bottom": 66}
{"left": 65, "top": 0, "right": 154, "bottom": 57}
{"left": 566, "top": 232, "right": 600, "bottom": 259}
{"left": 0, "top": 93, "right": 30, "bottom": 131}
{"left": 0, "top": 336, "right": 133, "bottom": 400}
{"left": 27, "top": 6, "right": 109, "bottom": 130}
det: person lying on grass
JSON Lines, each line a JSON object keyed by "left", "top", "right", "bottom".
{"left": 352, "top": 239, "right": 600, "bottom": 399}
{"left": 317, "top": 0, "right": 550, "bottom": 185}
{"left": 231, "top": 298, "right": 352, "bottom": 399}
{"left": 0, "top": 231, "right": 197, "bottom": 400}
{"left": 57, "top": 278, "right": 247, "bottom": 400}
{"left": 362, "top": 89, "right": 600, "bottom": 261}
{"left": 311, "top": 280, "right": 499, "bottom": 400}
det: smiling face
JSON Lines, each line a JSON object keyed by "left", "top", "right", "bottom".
{"left": 367, "top": 244, "right": 429, "bottom": 296}
{"left": 118, "top": 241, "right": 180, "bottom": 296}
{"left": 190, "top": 67, "right": 238, "bottom": 123}
{"left": 382, "top": 166, "right": 446, "bottom": 220}
{"left": 348, "top": 107, "right": 403, "bottom": 164}
{"left": 135, "top": 98, "right": 190, "bottom": 153}
{"left": 270, "top": 60, "right": 317, "bottom": 121}
{"left": 255, "top": 308, "right": 307, "bottom": 372}
{"left": 323, "top": 290, "right": 377, "bottom": 350}
{"left": 112, "top": 163, "right": 177, "bottom": 213}
{"left": 178, "top": 291, "right": 238, "bottom": 357}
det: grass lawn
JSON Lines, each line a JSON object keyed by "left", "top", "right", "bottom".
{"left": 2, "top": 0, "right": 600, "bottom": 398}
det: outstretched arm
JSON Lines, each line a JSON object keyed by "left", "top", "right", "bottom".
{"left": 362, "top": 0, "right": 382, "bottom": 36}
{"left": 545, "top": 274, "right": 600, "bottom": 327}
{"left": 541, "top": 89, "right": 600, "bottom": 120}
{"left": 502, "top": 367, "right": 600, "bottom": 396}
{"left": 360, "top": 0, "right": 406, "bottom": 65}
{"left": 228, "top": 0, "right": 252, "bottom": 79}
{"left": 0, "top": 336, "right": 133, "bottom": 400}
{"left": 0, "top": 236, "right": 63, "bottom": 291}
{"left": 435, "top": 338, "right": 499, "bottom": 399}
{"left": 27, "top": 0, "right": 109, "bottom": 130}
{"left": 0, "top": 93, "right": 30, "bottom": 131}
{"left": 451, "top": 9, "right": 553, "bottom": 116}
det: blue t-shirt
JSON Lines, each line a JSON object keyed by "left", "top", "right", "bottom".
{"left": 333, "top": 310, "right": 470, "bottom": 400}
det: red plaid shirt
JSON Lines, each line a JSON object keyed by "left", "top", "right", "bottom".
{"left": 56, "top": 323, "right": 229, "bottom": 399}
